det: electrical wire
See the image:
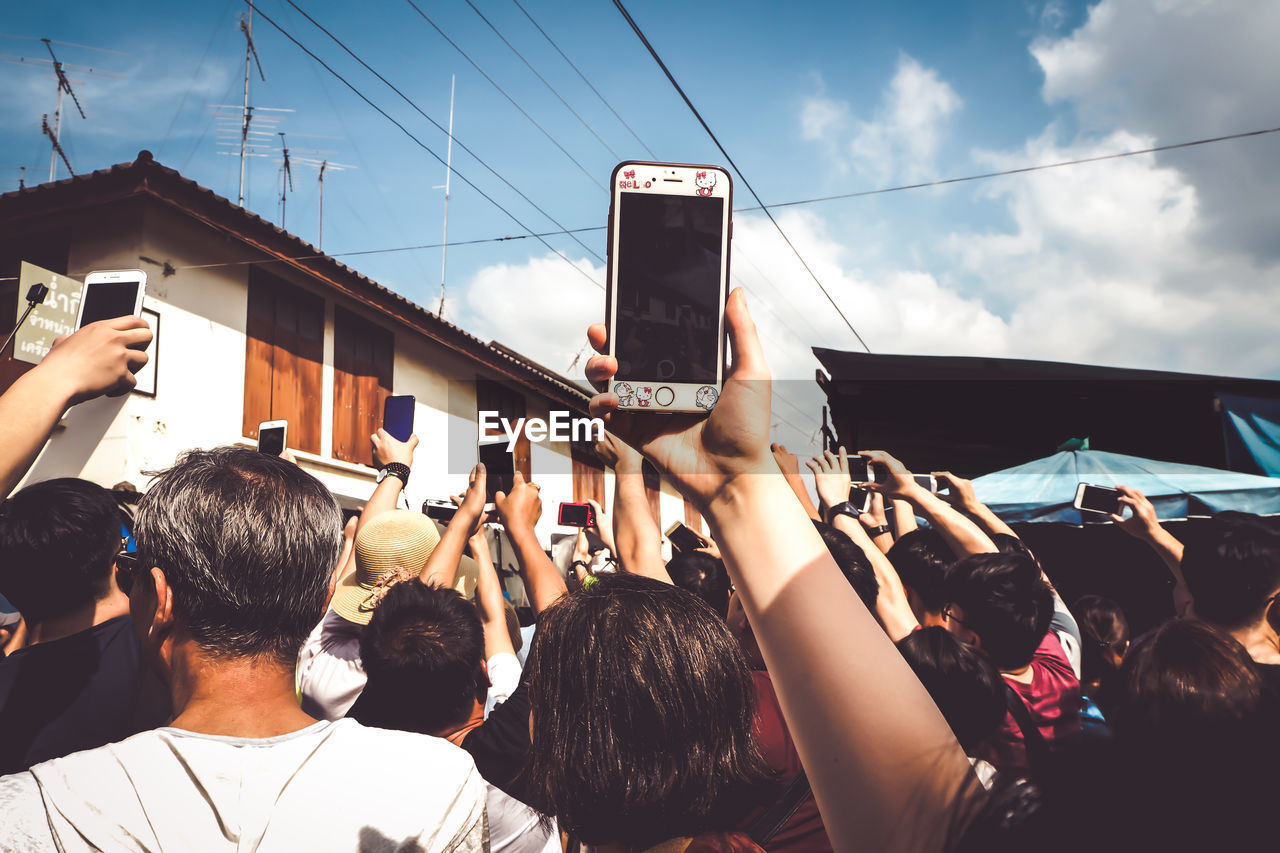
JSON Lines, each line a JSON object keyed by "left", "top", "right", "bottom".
{"left": 403, "top": 0, "right": 606, "bottom": 192}
{"left": 282, "top": 0, "right": 605, "bottom": 266}
{"left": 250, "top": 4, "right": 603, "bottom": 290}
{"left": 510, "top": 0, "right": 656, "bottom": 160}
{"left": 609, "top": 0, "right": 872, "bottom": 353}
{"left": 158, "top": 0, "right": 237, "bottom": 158}
{"left": 462, "top": 0, "right": 621, "bottom": 161}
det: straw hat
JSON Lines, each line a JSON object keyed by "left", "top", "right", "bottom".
{"left": 331, "top": 510, "right": 480, "bottom": 625}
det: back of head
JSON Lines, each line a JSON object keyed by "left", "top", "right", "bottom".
{"left": 665, "top": 550, "right": 731, "bottom": 618}
{"left": 525, "top": 573, "right": 771, "bottom": 848}
{"left": 0, "top": 478, "right": 121, "bottom": 622}
{"left": 1181, "top": 512, "right": 1280, "bottom": 631}
{"left": 896, "top": 626, "right": 1006, "bottom": 755}
{"left": 352, "top": 580, "right": 486, "bottom": 735}
{"left": 944, "top": 551, "right": 1053, "bottom": 671}
{"left": 812, "top": 519, "right": 878, "bottom": 613}
{"left": 134, "top": 446, "right": 342, "bottom": 666}
{"left": 888, "top": 527, "right": 955, "bottom": 614}
{"left": 1073, "top": 594, "right": 1129, "bottom": 686}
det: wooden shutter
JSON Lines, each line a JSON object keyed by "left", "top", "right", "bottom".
{"left": 242, "top": 270, "right": 324, "bottom": 454}
{"left": 332, "top": 307, "right": 394, "bottom": 465}
{"left": 570, "top": 439, "right": 605, "bottom": 505}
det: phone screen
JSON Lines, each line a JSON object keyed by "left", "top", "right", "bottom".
{"left": 259, "top": 426, "right": 285, "bottom": 456}
{"left": 383, "top": 395, "right": 415, "bottom": 442}
{"left": 479, "top": 441, "right": 516, "bottom": 504}
{"left": 913, "top": 474, "right": 937, "bottom": 492}
{"left": 559, "top": 503, "right": 593, "bottom": 527}
{"left": 848, "top": 456, "right": 872, "bottom": 483}
{"left": 79, "top": 280, "right": 142, "bottom": 328}
{"left": 667, "top": 523, "right": 707, "bottom": 553}
{"left": 1078, "top": 485, "right": 1122, "bottom": 514}
{"left": 613, "top": 192, "right": 724, "bottom": 384}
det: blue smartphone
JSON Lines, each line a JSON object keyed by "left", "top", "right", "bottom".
{"left": 383, "top": 395, "right": 415, "bottom": 442}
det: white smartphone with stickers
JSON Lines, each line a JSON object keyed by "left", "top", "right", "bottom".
{"left": 76, "top": 269, "right": 147, "bottom": 328}
{"left": 606, "top": 162, "right": 732, "bottom": 414}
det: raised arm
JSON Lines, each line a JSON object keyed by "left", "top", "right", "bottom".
{"left": 864, "top": 451, "right": 998, "bottom": 559}
{"left": 936, "top": 471, "right": 1018, "bottom": 540}
{"left": 891, "top": 498, "right": 919, "bottom": 541}
{"left": 596, "top": 432, "right": 670, "bottom": 583}
{"left": 470, "top": 525, "right": 516, "bottom": 660}
{"left": 355, "top": 429, "right": 419, "bottom": 537}
{"left": 584, "top": 290, "right": 978, "bottom": 853}
{"left": 1111, "top": 485, "right": 1193, "bottom": 618}
{"left": 494, "top": 471, "right": 567, "bottom": 615}
{"left": 771, "top": 442, "right": 822, "bottom": 521}
{"left": 809, "top": 450, "right": 920, "bottom": 641}
{"left": 0, "top": 316, "right": 152, "bottom": 498}
{"left": 420, "top": 463, "right": 487, "bottom": 590}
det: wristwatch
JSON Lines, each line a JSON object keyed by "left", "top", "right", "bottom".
{"left": 376, "top": 463, "right": 411, "bottom": 488}
{"left": 868, "top": 524, "right": 892, "bottom": 538}
{"left": 826, "top": 500, "right": 862, "bottom": 522}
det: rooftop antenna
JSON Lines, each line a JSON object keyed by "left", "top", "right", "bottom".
{"left": 237, "top": 3, "right": 266, "bottom": 207}
{"left": 278, "top": 132, "right": 292, "bottom": 227}
{"left": 293, "top": 157, "right": 355, "bottom": 250}
{"left": 1, "top": 37, "right": 124, "bottom": 182}
{"left": 431, "top": 74, "right": 456, "bottom": 318}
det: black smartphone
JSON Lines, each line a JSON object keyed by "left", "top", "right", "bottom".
{"left": 558, "top": 502, "right": 595, "bottom": 527}
{"left": 422, "top": 500, "right": 458, "bottom": 523}
{"left": 479, "top": 440, "right": 516, "bottom": 506}
{"left": 848, "top": 455, "right": 874, "bottom": 484}
{"left": 1075, "top": 484, "right": 1123, "bottom": 515}
{"left": 913, "top": 474, "right": 938, "bottom": 493}
{"left": 606, "top": 162, "right": 732, "bottom": 414}
{"left": 850, "top": 487, "right": 873, "bottom": 514}
{"left": 258, "top": 420, "right": 287, "bottom": 456}
{"left": 664, "top": 520, "right": 708, "bottom": 553}
{"left": 383, "top": 395, "right": 415, "bottom": 442}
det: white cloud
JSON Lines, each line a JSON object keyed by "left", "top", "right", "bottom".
{"left": 801, "top": 53, "right": 962, "bottom": 184}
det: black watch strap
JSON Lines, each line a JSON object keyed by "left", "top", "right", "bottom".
{"left": 379, "top": 462, "right": 411, "bottom": 487}
{"left": 869, "top": 524, "right": 892, "bottom": 538}
{"left": 826, "top": 500, "right": 861, "bottom": 522}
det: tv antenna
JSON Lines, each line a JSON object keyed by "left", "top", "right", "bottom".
{"left": 277, "top": 133, "right": 293, "bottom": 227}
{"left": 296, "top": 157, "right": 356, "bottom": 250}
{"left": 0, "top": 35, "right": 124, "bottom": 181}
{"left": 431, "top": 75, "right": 457, "bottom": 318}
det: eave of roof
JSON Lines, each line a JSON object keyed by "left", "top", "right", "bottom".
{"left": 0, "top": 151, "right": 590, "bottom": 409}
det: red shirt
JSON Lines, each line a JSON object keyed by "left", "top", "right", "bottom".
{"left": 988, "top": 631, "right": 1081, "bottom": 772}
{"left": 741, "top": 670, "right": 832, "bottom": 853}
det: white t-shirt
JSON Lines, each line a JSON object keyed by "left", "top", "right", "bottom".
{"left": 483, "top": 652, "right": 522, "bottom": 719}
{"left": 486, "top": 782, "right": 557, "bottom": 853}
{"left": 297, "top": 607, "right": 367, "bottom": 721}
{"left": 0, "top": 719, "right": 488, "bottom": 852}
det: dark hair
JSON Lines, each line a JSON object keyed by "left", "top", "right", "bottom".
{"left": 896, "top": 626, "right": 1007, "bottom": 755}
{"left": 351, "top": 581, "right": 487, "bottom": 735}
{"left": 1180, "top": 512, "right": 1280, "bottom": 630}
{"left": 812, "top": 519, "right": 878, "bottom": 613}
{"left": 887, "top": 527, "right": 955, "bottom": 613}
{"left": 134, "top": 446, "right": 342, "bottom": 666}
{"left": 665, "top": 550, "right": 731, "bottom": 618}
{"left": 991, "top": 533, "right": 1037, "bottom": 564}
{"left": 944, "top": 551, "right": 1052, "bottom": 671}
{"left": 0, "top": 478, "right": 121, "bottom": 621}
{"left": 1073, "top": 594, "right": 1128, "bottom": 707}
{"left": 524, "top": 573, "right": 773, "bottom": 847}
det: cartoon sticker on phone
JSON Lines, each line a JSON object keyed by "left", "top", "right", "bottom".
{"left": 695, "top": 385, "right": 719, "bottom": 411}
{"left": 614, "top": 382, "right": 635, "bottom": 406}
{"left": 695, "top": 171, "right": 716, "bottom": 197}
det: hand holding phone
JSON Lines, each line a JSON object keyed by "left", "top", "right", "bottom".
{"left": 258, "top": 420, "right": 287, "bottom": 456}
{"left": 1074, "top": 483, "right": 1124, "bottom": 516}
{"left": 76, "top": 270, "right": 147, "bottom": 329}
{"left": 372, "top": 427, "right": 418, "bottom": 469}
{"left": 478, "top": 439, "right": 517, "bottom": 507}
{"left": 383, "top": 395, "right": 415, "bottom": 443}
{"left": 665, "top": 520, "right": 709, "bottom": 553}
{"left": 40, "top": 315, "right": 152, "bottom": 405}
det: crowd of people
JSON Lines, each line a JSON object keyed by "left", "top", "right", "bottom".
{"left": 1, "top": 295, "right": 1278, "bottom": 851}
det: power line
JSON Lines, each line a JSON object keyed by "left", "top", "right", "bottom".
{"left": 282, "top": 0, "right": 604, "bottom": 266}
{"left": 742, "top": 124, "right": 1280, "bottom": 212}
{"left": 403, "top": 0, "right": 606, "bottom": 193}
{"left": 250, "top": 3, "right": 602, "bottom": 290}
{"left": 462, "top": 0, "right": 621, "bottom": 161}
{"left": 510, "top": 0, "right": 656, "bottom": 160}
{"left": 609, "top": 0, "right": 873, "bottom": 354}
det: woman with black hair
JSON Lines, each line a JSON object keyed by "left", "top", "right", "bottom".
{"left": 524, "top": 572, "right": 774, "bottom": 852}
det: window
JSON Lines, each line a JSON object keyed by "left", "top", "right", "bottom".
{"left": 243, "top": 269, "right": 324, "bottom": 454}
{"left": 476, "top": 379, "right": 531, "bottom": 480}
{"left": 332, "top": 307, "right": 394, "bottom": 465}
{"left": 570, "top": 437, "right": 604, "bottom": 505}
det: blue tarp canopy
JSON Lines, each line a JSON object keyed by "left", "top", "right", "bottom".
{"left": 971, "top": 450, "right": 1280, "bottom": 525}
{"left": 1219, "top": 392, "right": 1280, "bottom": 478}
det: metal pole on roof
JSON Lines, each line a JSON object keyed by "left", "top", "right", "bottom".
{"left": 317, "top": 159, "right": 327, "bottom": 250}
{"left": 238, "top": 2, "right": 266, "bottom": 207}
{"left": 437, "top": 74, "right": 456, "bottom": 319}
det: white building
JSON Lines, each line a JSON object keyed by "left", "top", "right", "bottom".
{"left": 0, "top": 151, "right": 704, "bottom": 573}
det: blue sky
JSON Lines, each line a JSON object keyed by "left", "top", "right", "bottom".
{"left": 3, "top": 1, "right": 1278, "bottom": 452}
